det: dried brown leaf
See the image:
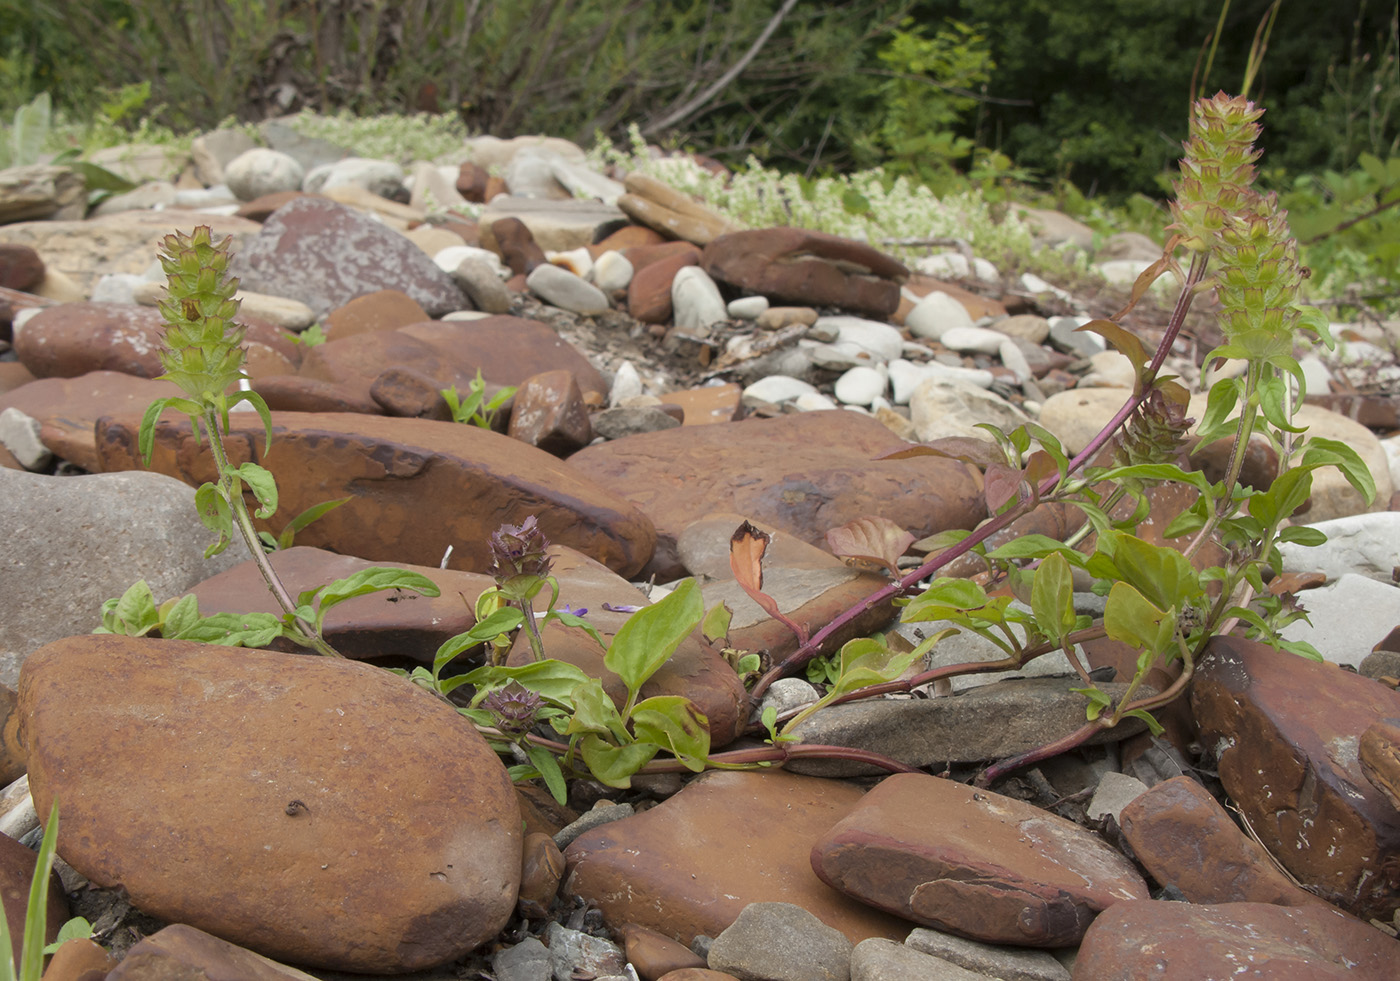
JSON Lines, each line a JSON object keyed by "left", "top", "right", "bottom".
{"left": 825, "top": 516, "right": 915, "bottom": 578}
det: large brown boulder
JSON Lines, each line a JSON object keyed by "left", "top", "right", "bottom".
{"left": 95, "top": 411, "right": 656, "bottom": 577}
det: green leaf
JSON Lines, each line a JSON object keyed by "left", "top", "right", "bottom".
{"left": 171, "top": 611, "right": 282, "bottom": 647}
{"left": 1121, "top": 708, "right": 1165, "bottom": 736}
{"left": 228, "top": 390, "right": 274, "bottom": 455}
{"left": 631, "top": 695, "right": 711, "bottom": 771}
{"left": 1030, "top": 552, "right": 1076, "bottom": 646}
{"left": 159, "top": 593, "right": 200, "bottom": 638}
{"left": 1072, "top": 685, "right": 1113, "bottom": 721}
{"left": 18, "top": 799, "right": 60, "bottom": 980}
{"left": 457, "top": 658, "right": 591, "bottom": 705}
{"left": 1302, "top": 437, "right": 1376, "bottom": 505}
{"left": 1106, "top": 533, "right": 1201, "bottom": 612}
{"left": 42, "top": 917, "right": 93, "bottom": 957}
{"left": 193, "top": 482, "right": 233, "bottom": 554}
{"left": 313, "top": 568, "right": 441, "bottom": 631}
{"left": 829, "top": 637, "right": 923, "bottom": 697}
{"left": 604, "top": 578, "right": 704, "bottom": 696}
{"left": 67, "top": 160, "right": 137, "bottom": 193}
{"left": 525, "top": 743, "right": 569, "bottom": 805}
{"left": 543, "top": 608, "right": 605, "bottom": 648}
{"left": 275, "top": 497, "right": 348, "bottom": 550}
{"left": 907, "top": 577, "right": 989, "bottom": 612}
{"left": 580, "top": 734, "right": 658, "bottom": 788}
{"left": 138, "top": 397, "right": 174, "bottom": 465}
{"left": 1195, "top": 376, "right": 1242, "bottom": 443}
{"left": 986, "top": 534, "right": 1083, "bottom": 564}
{"left": 433, "top": 607, "right": 526, "bottom": 677}
{"left": 566, "top": 681, "right": 630, "bottom": 743}
{"left": 10, "top": 92, "right": 50, "bottom": 168}
{"left": 701, "top": 602, "right": 732, "bottom": 643}
{"left": 230, "top": 462, "right": 278, "bottom": 519}
{"left": 1256, "top": 374, "right": 1307, "bottom": 433}
{"left": 112, "top": 580, "right": 159, "bottom": 637}
{"left": 1103, "top": 581, "right": 1174, "bottom": 654}
{"left": 1277, "top": 525, "right": 1328, "bottom": 547}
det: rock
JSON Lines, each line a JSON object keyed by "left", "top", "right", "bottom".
{"left": 627, "top": 245, "right": 702, "bottom": 324}
{"left": 503, "top": 147, "right": 571, "bottom": 198}
{"left": 703, "top": 229, "right": 907, "bottom": 318}
{"left": 815, "top": 316, "right": 904, "bottom": 363}
{"left": 1072, "top": 900, "right": 1400, "bottom": 980}
{"left": 1278, "top": 511, "right": 1400, "bottom": 583}
{"left": 0, "top": 371, "right": 185, "bottom": 471}
{"left": 44, "top": 937, "right": 120, "bottom": 981}
{"left": 0, "top": 829, "right": 68, "bottom": 966}
{"left": 224, "top": 148, "right": 306, "bottom": 201}
{"left": 993, "top": 314, "right": 1052, "bottom": 345}
{"left": 97, "top": 410, "right": 656, "bottom": 578}
{"left": 1118, "top": 775, "right": 1321, "bottom": 907}
{"left": 909, "top": 377, "right": 1030, "bottom": 442}
{"left": 0, "top": 164, "right": 85, "bottom": 223}
{"left": 678, "top": 512, "right": 897, "bottom": 662}
{"left": 849, "top": 939, "right": 985, "bottom": 981}
{"left": 517, "top": 832, "right": 565, "bottom": 917}
{"left": 939, "top": 325, "right": 1010, "bottom": 355}
{"left": 0, "top": 467, "right": 244, "bottom": 685}
{"left": 567, "top": 411, "right": 986, "bottom": 580}
{"left": 527, "top": 263, "right": 610, "bottom": 316}
{"left": 1047, "top": 315, "right": 1104, "bottom": 356}
{"left": 756, "top": 306, "right": 819, "bottom": 331}
{"left": 545, "top": 922, "right": 628, "bottom": 980}
{"left": 810, "top": 773, "right": 1149, "bottom": 947}
{"left": 708, "top": 903, "right": 853, "bottom": 981}
{"left": 592, "top": 404, "right": 682, "bottom": 439}
{"left": 1095, "top": 258, "right": 1156, "bottom": 286}
{"left": 0, "top": 407, "right": 48, "bottom": 470}
{"left": 833, "top": 366, "right": 887, "bottom": 406}
{"left": 14, "top": 301, "right": 295, "bottom": 381}
{"left": 186, "top": 546, "right": 490, "bottom": 662}
{"left": 672, "top": 266, "right": 727, "bottom": 332}
{"left": 1280, "top": 574, "right": 1400, "bottom": 667}
{"left": 105, "top": 924, "right": 318, "bottom": 981}
{"left": 492, "top": 216, "right": 549, "bottom": 276}
{"left": 0, "top": 244, "right": 44, "bottom": 292}
{"left": 783, "top": 679, "right": 1148, "bottom": 777}
{"left": 905, "top": 291, "right": 974, "bottom": 341}
{"left": 1014, "top": 208, "right": 1096, "bottom": 249}
{"left": 564, "top": 770, "right": 911, "bottom": 946}
{"left": 592, "top": 250, "right": 634, "bottom": 292}
{"left": 621, "top": 923, "right": 707, "bottom": 979}
{"left": 321, "top": 288, "right": 429, "bottom": 342}
{"left": 554, "top": 802, "right": 635, "bottom": 851}
{"left": 231, "top": 196, "right": 467, "bottom": 319}
{"left": 508, "top": 369, "right": 593, "bottom": 455}
{"left": 618, "top": 173, "right": 739, "bottom": 245}
{"left": 20, "top": 635, "right": 521, "bottom": 973}
{"left": 728, "top": 295, "right": 769, "bottom": 319}
{"left": 91, "top": 179, "right": 178, "bottom": 216}
{"left": 887, "top": 359, "right": 993, "bottom": 404}
{"left": 190, "top": 129, "right": 256, "bottom": 186}
{"left": 903, "top": 927, "right": 1070, "bottom": 981}
{"left": 1192, "top": 635, "right": 1400, "bottom": 921}
{"left": 451, "top": 256, "right": 514, "bottom": 314}
{"left": 609, "top": 361, "right": 644, "bottom": 405}
{"left": 1097, "top": 231, "right": 1163, "bottom": 262}
{"left": 494, "top": 936, "right": 552, "bottom": 981}
{"left": 0, "top": 210, "right": 262, "bottom": 295}
{"left": 1036, "top": 388, "right": 1130, "bottom": 455}
{"left": 479, "top": 197, "right": 629, "bottom": 253}
{"left": 319, "top": 183, "right": 424, "bottom": 227}
{"left": 664, "top": 383, "right": 742, "bottom": 426}
{"left": 1085, "top": 771, "right": 1149, "bottom": 823}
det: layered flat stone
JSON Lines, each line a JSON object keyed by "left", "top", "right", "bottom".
{"left": 107, "top": 925, "right": 317, "bottom": 981}
{"left": 187, "top": 546, "right": 494, "bottom": 664}
{"left": 567, "top": 411, "right": 985, "bottom": 580}
{"left": 563, "top": 770, "right": 911, "bottom": 946}
{"left": 1073, "top": 900, "right": 1400, "bottom": 980}
{"left": 230, "top": 196, "right": 467, "bottom": 318}
{"left": 95, "top": 411, "right": 656, "bottom": 577}
{"left": 20, "top": 635, "right": 521, "bottom": 973}
{"left": 783, "top": 680, "right": 1147, "bottom": 777}
{"left": 1118, "top": 775, "right": 1324, "bottom": 907}
{"left": 1192, "top": 635, "right": 1400, "bottom": 922}
{"left": 810, "top": 773, "right": 1149, "bottom": 947}
{"left": 702, "top": 229, "right": 908, "bottom": 317}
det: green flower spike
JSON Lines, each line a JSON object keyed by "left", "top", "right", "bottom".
{"left": 155, "top": 227, "right": 249, "bottom": 402}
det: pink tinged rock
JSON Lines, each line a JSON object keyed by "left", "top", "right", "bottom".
{"left": 508, "top": 369, "right": 594, "bottom": 455}
{"left": 322, "top": 288, "right": 430, "bottom": 342}
{"left": 1191, "top": 635, "right": 1400, "bottom": 922}
{"left": 95, "top": 410, "right": 657, "bottom": 578}
{"left": 1118, "top": 775, "right": 1325, "bottom": 908}
{"left": 702, "top": 229, "right": 909, "bottom": 317}
{"left": 19, "top": 635, "right": 522, "bottom": 973}
{"left": 809, "top": 773, "right": 1149, "bottom": 947}
{"left": 1071, "top": 900, "right": 1400, "bottom": 980}
{"left": 230, "top": 196, "right": 468, "bottom": 319}
{"left": 567, "top": 410, "right": 986, "bottom": 581}
{"left": 106, "top": 924, "right": 320, "bottom": 981}
{"left": 564, "top": 769, "right": 912, "bottom": 946}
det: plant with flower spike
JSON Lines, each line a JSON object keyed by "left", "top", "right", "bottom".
{"left": 130, "top": 226, "right": 439, "bottom": 656}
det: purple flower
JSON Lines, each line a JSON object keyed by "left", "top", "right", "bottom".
{"left": 489, "top": 516, "right": 551, "bottom": 582}
{"left": 482, "top": 681, "right": 543, "bottom": 738}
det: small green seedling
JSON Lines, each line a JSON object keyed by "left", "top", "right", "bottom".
{"left": 442, "top": 370, "right": 516, "bottom": 429}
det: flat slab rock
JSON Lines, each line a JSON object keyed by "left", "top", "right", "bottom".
{"left": 567, "top": 410, "right": 986, "bottom": 580}
{"left": 1192, "top": 635, "right": 1400, "bottom": 922}
{"left": 1072, "top": 899, "right": 1400, "bottom": 980}
{"left": 810, "top": 772, "right": 1149, "bottom": 947}
{"left": 563, "top": 769, "right": 912, "bottom": 946}
{"left": 95, "top": 410, "right": 656, "bottom": 578}
{"left": 18, "top": 634, "right": 521, "bottom": 973}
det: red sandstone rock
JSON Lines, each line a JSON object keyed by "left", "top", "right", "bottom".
{"left": 322, "top": 288, "right": 430, "bottom": 342}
